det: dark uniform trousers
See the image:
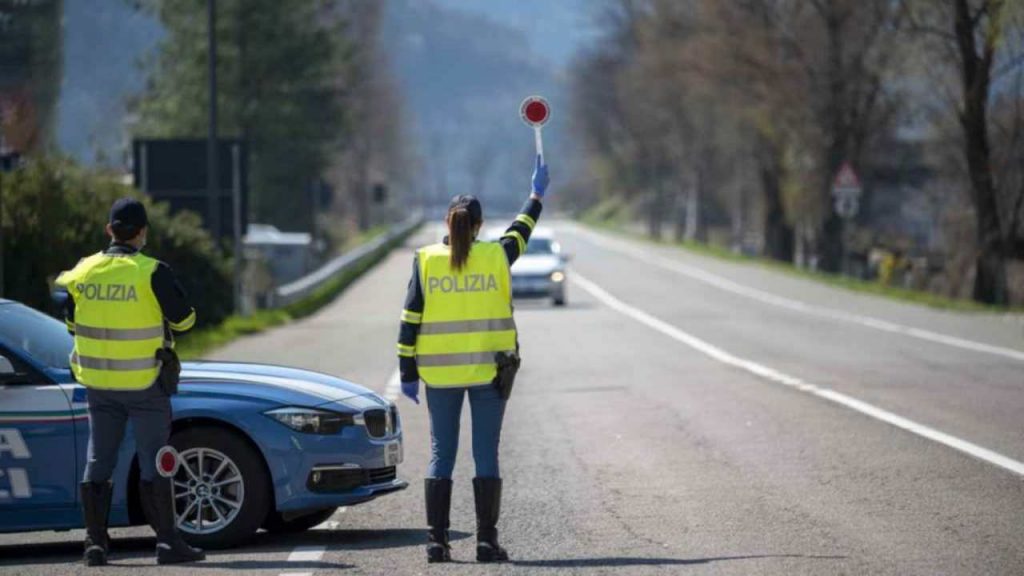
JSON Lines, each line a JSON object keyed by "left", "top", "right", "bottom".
{"left": 85, "top": 385, "right": 171, "bottom": 483}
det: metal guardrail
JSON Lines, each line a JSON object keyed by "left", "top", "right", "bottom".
{"left": 272, "top": 215, "right": 423, "bottom": 308}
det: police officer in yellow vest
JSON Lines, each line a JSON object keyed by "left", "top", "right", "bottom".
{"left": 55, "top": 198, "right": 205, "bottom": 567}
{"left": 397, "top": 155, "right": 548, "bottom": 563}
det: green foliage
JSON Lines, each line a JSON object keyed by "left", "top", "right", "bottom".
{"left": 1, "top": 157, "right": 233, "bottom": 325}
{"left": 132, "top": 0, "right": 352, "bottom": 232}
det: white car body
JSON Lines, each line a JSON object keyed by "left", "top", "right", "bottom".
{"left": 484, "top": 227, "right": 568, "bottom": 306}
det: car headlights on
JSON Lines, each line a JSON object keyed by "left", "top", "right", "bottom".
{"left": 264, "top": 407, "right": 353, "bottom": 434}
{"left": 550, "top": 271, "right": 566, "bottom": 283}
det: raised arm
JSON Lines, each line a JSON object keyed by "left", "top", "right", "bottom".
{"left": 499, "top": 155, "right": 548, "bottom": 265}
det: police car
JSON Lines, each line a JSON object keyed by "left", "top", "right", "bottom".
{"left": 0, "top": 299, "right": 406, "bottom": 548}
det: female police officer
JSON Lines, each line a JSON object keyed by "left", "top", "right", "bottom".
{"left": 396, "top": 155, "right": 549, "bottom": 563}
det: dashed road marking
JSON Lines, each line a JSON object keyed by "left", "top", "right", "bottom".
{"left": 572, "top": 226, "right": 1024, "bottom": 363}
{"left": 287, "top": 545, "right": 326, "bottom": 562}
{"left": 572, "top": 271, "right": 1024, "bottom": 477}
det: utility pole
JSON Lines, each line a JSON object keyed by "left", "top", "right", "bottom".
{"left": 207, "top": 0, "right": 221, "bottom": 241}
{"left": 232, "top": 144, "right": 244, "bottom": 316}
{"left": 0, "top": 145, "right": 5, "bottom": 300}
{"left": 0, "top": 135, "right": 15, "bottom": 300}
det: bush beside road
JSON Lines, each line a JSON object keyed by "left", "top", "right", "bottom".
{"left": 1, "top": 157, "right": 233, "bottom": 324}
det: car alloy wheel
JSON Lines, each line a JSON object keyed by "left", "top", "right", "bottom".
{"left": 173, "top": 447, "right": 246, "bottom": 535}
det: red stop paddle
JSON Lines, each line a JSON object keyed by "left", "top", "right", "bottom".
{"left": 520, "top": 96, "right": 550, "bottom": 161}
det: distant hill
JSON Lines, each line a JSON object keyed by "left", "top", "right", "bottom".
{"left": 55, "top": 0, "right": 592, "bottom": 202}
{"left": 431, "top": 0, "right": 596, "bottom": 69}
{"left": 383, "top": 0, "right": 574, "bottom": 212}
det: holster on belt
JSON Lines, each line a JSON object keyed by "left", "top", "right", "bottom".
{"left": 493, "top": 351, "right": 520, "bottom": 400}
{"left": 155, "top": 347, "right": 181, "bottom": 395}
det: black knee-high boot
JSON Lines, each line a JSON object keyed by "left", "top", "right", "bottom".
{"left": 80, "top": 481, "right": 113, "bottom": 567}
{"left": 139, "top": 478, "right": 205, "bottom": 565}
{"left": 473, "top": 477, "right": 509, "bottom": 562}
{"left": 425, "top": 478, "right": 453, "bottom": 563}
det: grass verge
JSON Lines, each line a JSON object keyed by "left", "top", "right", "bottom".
{"left": 581, "top": 216, "right": 1020, "bottom": 314}
{"left": 176, "top": 223, "right": 420, "bottom": 359}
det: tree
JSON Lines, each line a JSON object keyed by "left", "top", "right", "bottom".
{"left": 132, "top": 0, "right": 351, "bottom": 233}
{"left": 902, "top": 0, "right": 1022, "bottom": 304}
{"left": 0, "top": 0, "right": 63, "bottom": 154}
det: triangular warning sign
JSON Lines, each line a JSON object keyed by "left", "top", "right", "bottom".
{"left": 834, "top": 162, "right": 861, "bottom": 190}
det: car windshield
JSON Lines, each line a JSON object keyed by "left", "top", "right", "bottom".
{"left": 0, "top": 303, "right": 73, "bottom": 369}
{"left": 525, "top": 238, "right": 554, "bottom": 255}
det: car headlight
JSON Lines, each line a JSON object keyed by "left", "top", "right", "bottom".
{"left": 550, "top": 271, "right": 565, "bottom": 283}
{"left": 264, "top": 407, "right": 353, "bottom": 434}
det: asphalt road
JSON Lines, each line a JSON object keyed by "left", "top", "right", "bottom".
{"left": 3, "top": 222, "right": 1023, "bottom": 575}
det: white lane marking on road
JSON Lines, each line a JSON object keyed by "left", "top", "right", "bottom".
{"left": 385, "top": 368, "right": 401, "bottom": 401}
{"left": 287, "top": 545, "right": 326, "bottom": 562}
{"left": 571, "top": 226, "right": 1024, "bottom": 363}
{"left": 572, "top": 272, "right": 1024, "bottom": 477}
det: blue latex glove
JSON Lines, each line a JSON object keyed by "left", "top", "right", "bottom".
{"left": 532, "top": 154, "right": 549, "bottom": 197}
{"left": 401, "top": 380, "right": 420, "bottom": 404}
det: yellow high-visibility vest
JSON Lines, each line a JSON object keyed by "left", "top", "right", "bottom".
{"left": 416, "top": 242, "right": 517, "bottom": 388}
{"left": 56, "top": 252, "right": 167, "bottom": 390}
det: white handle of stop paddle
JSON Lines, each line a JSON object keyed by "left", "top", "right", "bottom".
{"left": 534, "top": 126, "right": 544, "bottom": 162}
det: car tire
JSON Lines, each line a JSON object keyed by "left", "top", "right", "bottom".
{"left": 169, "top": 425, "right": 272, "bottom": 549}
{"left": 262, "top": 507, "right": 337, "bottom": 534}
{"left": 553, "top": 295, "right": 566, "bottom": 307}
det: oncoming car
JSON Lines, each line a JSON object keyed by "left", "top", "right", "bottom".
{"left": 486, "top": 227, "right": 568, "bottom": 306}
{"left": 0, "top": 299, "right": 406, "bottom": 548}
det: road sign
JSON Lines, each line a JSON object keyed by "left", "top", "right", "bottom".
{"left": 834, "top": 195, "right": 859, "bottom": 219}
{"left": 832, "top": 161, "right": 862, "bottom": 219}
{"left": 520, "top": 95, "right": 550, "bottom": 160}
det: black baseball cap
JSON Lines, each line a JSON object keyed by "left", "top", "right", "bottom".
{"left": 448, "top": 194, "right": 482, "bottom": 223}
{"left": 109, "top": 197, "right": 149, "bottom": 230}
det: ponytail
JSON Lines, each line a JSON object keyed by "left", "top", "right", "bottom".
{"left": 448, "top": 207, "right": 476, "bottom": 271}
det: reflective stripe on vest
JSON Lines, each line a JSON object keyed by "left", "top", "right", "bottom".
{"left": 56, "top": 251, "right": 166, "bottom": 390}
{"left": 418, "top": 318, "right": 517, "bottom": 336}
{"left": 416, "top": 242, "right": 516, "bottom": 388}
{"left": 74, "top": 324, "right": 166, "bottom": 341}
{"left": 70, "top": 353, "right": 160, "bottom": 371}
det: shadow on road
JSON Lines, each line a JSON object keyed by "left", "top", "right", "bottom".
{"left": 0, "top": 528, "right": 465, "bottom": 568}
{"left": 512, "top": 553, "right": 848, "bottom": 569}
{"left": 248, "top": 527, "right": 471, "bottom": 551}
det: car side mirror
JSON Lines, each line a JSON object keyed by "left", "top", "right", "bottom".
{"left": 560, "top": 253, "right": 573, "bottom": 263}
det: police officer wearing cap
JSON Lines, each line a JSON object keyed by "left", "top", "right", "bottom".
{"left": 397, "top": 155, "right": 549, "bottom": 563}
{"left": 55, "top": 198, "right": 205, "bottom": 566}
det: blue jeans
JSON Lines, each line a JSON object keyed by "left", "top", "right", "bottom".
{"left": 426, "top": 384, "right": 506, "bottom": 479}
